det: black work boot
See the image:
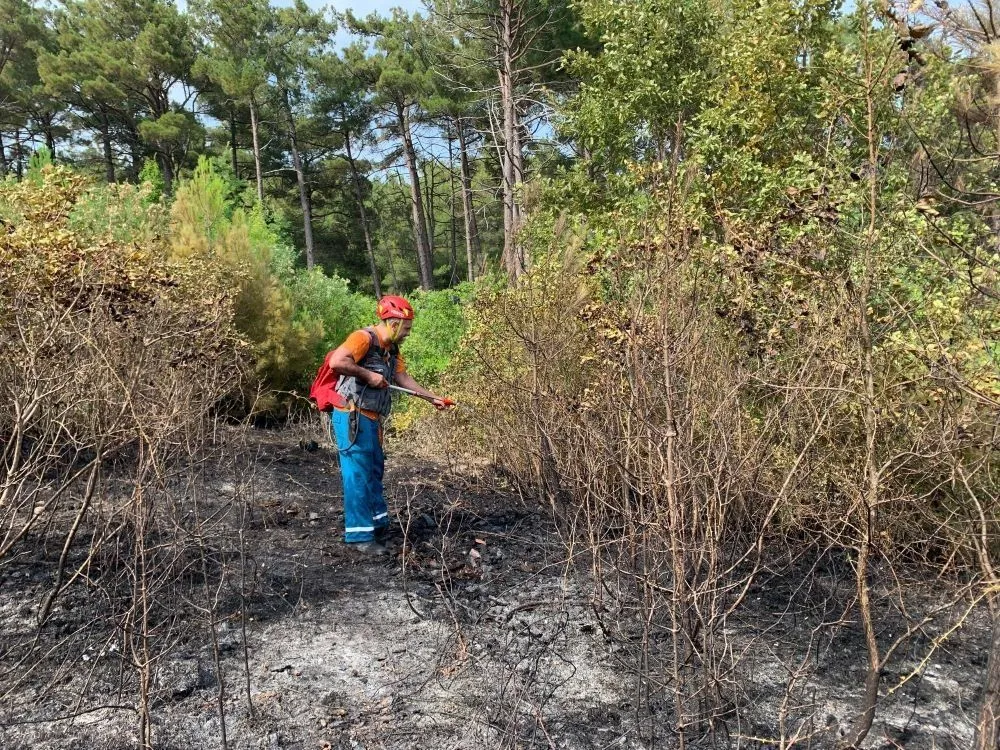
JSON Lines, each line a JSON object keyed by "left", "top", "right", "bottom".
{"left": 374, "top": 525, "right": 394, "bottom": 542}
{"left": 351, "top": 540, "right": 388, "bottom": 556}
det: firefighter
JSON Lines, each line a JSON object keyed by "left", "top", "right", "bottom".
{"left": 324, "top": 295, "right": 452, "bottom": 554}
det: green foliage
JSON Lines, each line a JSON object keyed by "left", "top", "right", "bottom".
{"left": 563, "top": 0, "right": 715, "bottom": 167}
{"left": 0, "top": 0, "right": 51, "bottom": 145}
{"left": 38, "top": 0, "right": 198, "bottom": 188}
{"left": 165, "top": 156, "right": 387, "bottom": 401}
{"left": 139, "top": 158, "right": 165, "bottom": 203}
{"left": 190, "top": 0, "right": 272, "bottom": 101}
{"left": 401, "top": 284, "right": 474, "bottom": 386}
{"left": 445, "top": 0, "right": 1000, "bottom": 583}
{"left": 170, "top": 156, "right": 323, "bottom": 392}
{"left": 270, "top": 241, "right": 373, "bottom": 359}
{"left": 66, "top": 177, "right": 167, "bottom": 247}
{"left": 26, "top": 146, "right": 51, "bottom": 179}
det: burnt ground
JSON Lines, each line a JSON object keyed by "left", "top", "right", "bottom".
{"left": 0, "top": 423, "right": 989, "bottom": 750}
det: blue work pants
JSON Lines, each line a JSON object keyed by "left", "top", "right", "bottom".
{"left": 331, "top": 409, "right": 389, "bottom": 542}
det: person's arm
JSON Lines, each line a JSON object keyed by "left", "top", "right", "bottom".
{"left": 394, "top": 370, "right": 452, "bottom": 410}
{"left": 328, "top": 345, "right": 388, "bottom": 388}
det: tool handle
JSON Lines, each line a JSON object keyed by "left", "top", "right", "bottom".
{"left": 389, "top": 385, "right": 455, "bottom": 407}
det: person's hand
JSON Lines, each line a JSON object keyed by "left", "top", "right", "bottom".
{"left": 431, "top": 397, "right": 455, "bottom": 410}
{"left": 367, "top": 372, "right": 389, "bottom": 389}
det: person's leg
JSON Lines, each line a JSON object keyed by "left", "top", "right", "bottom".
{"left": 371, "top": 423, "right": 389, "bottom": 533}
{"left": 331, "top": 410, "right": 376, "bottom": 543}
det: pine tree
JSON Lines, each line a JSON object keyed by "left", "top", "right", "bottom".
{"left": 431, "top": 0, "right": 584, "bottom": 277}
{"left": 39, "top": 0, "right": 199, "bottom": 189}
{"left": 271, "top": 0, "right": 330, "bottom": 269}
{"left": 191, "top": 0, "right": 274, "bottom": 202}
{"left": 349, "top": 9, "right": 437, "bottom": 290}
{"left": 312, "top": 43, "right": 384, "bottom": 295}
{"left": 423, "top": 27, "right": 488, "bottom": 281}
{"left": 0, "top": 0, "right": 51, "bottom": 176}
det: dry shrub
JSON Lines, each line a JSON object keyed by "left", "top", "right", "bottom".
{"left": 448, "top": 199, "right": 1000, "bottom": 746}
{"left": 0, "top": 166, "right": 250, "bottom": 747}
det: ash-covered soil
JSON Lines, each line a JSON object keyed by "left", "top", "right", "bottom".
{"left": 0, "top": 425, "right": 988, "bottom": 749}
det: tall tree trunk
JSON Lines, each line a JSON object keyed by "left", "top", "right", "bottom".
{"left": 498, "top": 0, "right": 526, "bottom": 278}
{"left": 843, "top": 45, "right": 885, "bottom": 748}
{"left": 44, "top": 121, "right": 55, "bottom": 161}
{"left": 128, "top": 130, "right": 143, "bottom": 182}
{"left": 13, "top": 128, "right": 22, "bottom": 180}
{"left": 448, "top": 130, "right": 458, "bottom": 285}
{"left": 423, "top": 159, "right": 436, "bottom": 256}
{"left": 0, "top": 130, "right": 7, "bottom": 176}
{"left": 282, "top": 89, "right": 315, "bottom": 269}
{"left": 248, "top": 95, "right": 264, "bottom": 203}
{"left": 456, "top": 119, "right": 481, "bottom": 282}
{"left": 160, "top": 154, "right": 174, "bottom": 197}
{"left": 344, "top": 128, "right": 382, "bottom": 298}
{"left": 230, "top": 107, "right": 239, "bottom": 179}
{"left": 102, "top": 120, "right": 116, "bottom": 184}
{"left": 397, "top": 101, "right": 434, "bottom": 290}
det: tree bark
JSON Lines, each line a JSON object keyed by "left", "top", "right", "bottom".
{"left": 498, "top": 0, "right": 526, "bottom": 278}
{"left": 344, "top": 128, "right": 382, "bottom": 298}
{"left": 0, "top": 131, "right": 7, "bottom": 176}
{"left": 127, "top": 127, "right": 143, "bottom": 183}
{"left": 397, "top": 101, "right": 434, "bottom": 290}
{"left": 456, "top": 118, "right": 481, "bottom": 282}
{"left": 842, "top": 41, "right": 884, "bottom": 748}
{"left": 44, "top": 121, "right": 55, "bottom": 161}
{"left": 230, "top": 107, "right": 239, "bottom": 179}
{"left": 101, "top": 120, "right": 115, "bottom": 184}
{"left": 282, "top": 88, "right": 315, "bottom": 269}
{"left": 448, "top": 130, "right": 458, "bottom": 285}
{"left": 13, "top": 128, "right": 22, "bottom": 180}
{"left": 248, "top": 95, "right": 264, "bottom": 203}
{"left": 160, "top": 154, "right": 174, "bottom": 197}
{"left": 423, "top": 159, "right": 436, "bottom": 255}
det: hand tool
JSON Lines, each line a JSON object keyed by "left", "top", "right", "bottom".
{"left": 388, "top": 384, "right": 456, "bottom": 407}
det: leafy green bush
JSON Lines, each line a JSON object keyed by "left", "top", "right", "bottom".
{"left": 169, "top": 157, "right": 323, "bottom": 396}
{"left": 269, "top": 242, "right": 373, "bottom": 366}
{"left": 166, "top": 157, "right": 386, "bottom": 404}
{"left": 138, "top": 158, "right": 165, "bottom": 203}
{"left": 67, "top": 180, "right": 166, "bottom": 247}
{"left": 385, "top": 285, "right": 473, "bottom": 431}
{"left": 400, "top": 284, "right": 474, "bottom": 386}
{"left": 27, "top": 146, "right": 53, "bottom": 181}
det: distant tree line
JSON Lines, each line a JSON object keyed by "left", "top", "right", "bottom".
{"left": 0, "top": 0, "right": 587, "bottom": 292}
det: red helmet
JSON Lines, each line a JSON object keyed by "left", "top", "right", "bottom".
{"left": 376, "top": 295, "right": 414, "bottom": 320}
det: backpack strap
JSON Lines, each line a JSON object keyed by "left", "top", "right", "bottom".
{"left": 363, "top": 327, "right": 399, "bottom": 358}
{"left": 364, "top": 327, "right": 380, "bottom": 354}
{"left": 362, "top": 327, "right": 398, "bottom": 384}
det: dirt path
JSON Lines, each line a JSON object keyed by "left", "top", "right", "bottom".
{"left": 0, "top": 427, "right": 986, "bottom": 749}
